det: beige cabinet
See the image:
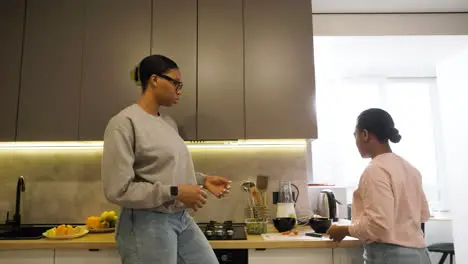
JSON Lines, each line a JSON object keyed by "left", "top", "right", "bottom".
{"left": 0, "top": 0, "right": 317, "bottom": 142}
{"left": 0, "top": 0, "right": 25, "bottom": 141}
{"left": 55, "top": 249, "right": 121, "bottom": 264}
{"left": 0, "top": 249, "right": 54, "bottom": 264}
{"left": 244, "top": 0, "right": 317, "bottom": 139}
{"left": 79, "top": 0, "right": 151, "bottom": 140}
{"left": 152, "top": 0, "right": 198, "bottom": 140}
{"left": 333, "top": 248, "right": 364, "bottom": 264}
{"left": 249, "top": 248, "right": 332, "bottom": 264}
{"left": 197, "top": 0, "right": 245, "bottom": 140}
{"left": 17, "top": 0, "right": 84, "bottom": 141}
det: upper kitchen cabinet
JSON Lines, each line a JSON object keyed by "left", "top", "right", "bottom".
{"left": 197, "top": 0, "right": 245, "bottom": 140}
{"left": 16, "top": 0, "right": 85, "bottom": 141}
{"left": 244, "top": 0, "right": 317, "bottom": 139}
{"left": 152, "top": 0, "right": 197, "bottom": 140}
{"left": 0, "top": 0, "right": 25, "bottom": 141}
{"left": 79, "top": 0, "right": 151, "bottom": 140}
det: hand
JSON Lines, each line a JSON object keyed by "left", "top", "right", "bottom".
{"left": 175, "top": 184, "right": 208, "bottom": 211}
{"left": 203, "top": 176, "right": 232, "bottom": 198}
{"left": 326, "top": 225, "right": 350, "bottom": 242}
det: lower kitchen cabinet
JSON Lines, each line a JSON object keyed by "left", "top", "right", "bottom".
{"left": 0, "top": 249, "right": 54, "bottom": 264}
{"left": 333, "top": 248, "right": 364, "bottom": 264}
{"left": 248, "top": 248, "right": 333, "bottom": 264}
{"left": 55, "top": 249, "right": 121, "bottom": 264}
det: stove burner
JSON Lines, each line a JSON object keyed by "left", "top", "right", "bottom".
{"left": 198, "top": 221, "right": 246, "bottom": 240}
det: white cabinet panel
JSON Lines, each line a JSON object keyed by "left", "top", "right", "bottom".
{"left": 55, "top": 249, "right": 121, "bottom": 264}
{"left": 249, "top": 248, "right": 333, "bottom": 264}
{"left": 0, "top": 249, "right": 54, "bottom": 264}
{"left": 333, "top": 248, "right": 364, "bottom": 264}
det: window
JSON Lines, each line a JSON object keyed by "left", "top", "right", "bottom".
{"left": 310, "top": 77, "right": 443, "bottom": 206}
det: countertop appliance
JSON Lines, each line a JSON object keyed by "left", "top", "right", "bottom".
{"left": 276, "top": 181, "right": 299, "bottom": 219}
{"left": 318, "top": 189, "right": 340, "bottom": 222}
{"left": 197, "top": 221, "right": 248, "bottom": 263}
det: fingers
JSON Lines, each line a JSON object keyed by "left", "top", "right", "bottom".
{"left": 216, "top": 188, "right": 231, "bottom": 198}
{"left": 196, "top": 200, "right": 204, "bottom": 209}
{"left": 221, "top": 178, "right": 232, "bottom": 184}
{"left": 200, "top": 189, "right": 208, "bottom": 199}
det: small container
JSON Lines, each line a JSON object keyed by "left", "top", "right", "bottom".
{"left": 244, "top": 206, "right": 270, "bottom": 220}
{"left": 245, "top": 218, "right": 268, "bottom": 234}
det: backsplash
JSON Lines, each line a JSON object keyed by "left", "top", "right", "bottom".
{"left": 0, "top": 146, "right": 312, "bottom": 224}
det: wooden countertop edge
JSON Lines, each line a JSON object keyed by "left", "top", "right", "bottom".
{"left": 0, "top": 234, "right": 362, "bottom": 250}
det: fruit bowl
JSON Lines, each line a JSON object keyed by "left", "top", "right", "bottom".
{"left": 43, "top": 225, "right": 88, "bottom": 239}
{"left": 86, "top": 210, "right": 118, "bottom": 233}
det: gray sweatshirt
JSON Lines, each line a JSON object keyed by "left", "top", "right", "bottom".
{"left": 101, "top": 104, "right": 205, "bottom": 213}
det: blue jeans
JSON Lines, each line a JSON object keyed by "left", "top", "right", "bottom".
{"left": 116, "top": 208, "right": 219, "bottom": 264}
{"left": 364, "top": 242, "right": 431, "bottom": 264}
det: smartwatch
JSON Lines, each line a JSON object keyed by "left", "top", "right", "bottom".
{"left": 170, "top": 186, "right": 179, "bottom": 197}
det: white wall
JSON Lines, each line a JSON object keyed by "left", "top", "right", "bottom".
{"left": 436, "top": 45, "right": 468, "bottom": 264}
{"left": 311, "top": 0, "right": 468, "bottom": 13}
{"left": 313, "top": 35, "right": 468, "bottom": 78}
{"left": 313, "top": 13, "right": 468, "bottom": 36}
{"left": 425, "top": 220, "right": 455, "bottom": 263}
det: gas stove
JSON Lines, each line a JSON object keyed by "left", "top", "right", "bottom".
{"left": 197, "top": 221, "right": 247, "bottom": 240}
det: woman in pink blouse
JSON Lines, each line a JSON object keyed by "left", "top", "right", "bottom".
{"left": 327, "top": 108, "right": 431, "bottom": 264}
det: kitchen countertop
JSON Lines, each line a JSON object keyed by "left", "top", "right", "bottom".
{"left": 0, "top": 225, "right": 362, "bottom": 250}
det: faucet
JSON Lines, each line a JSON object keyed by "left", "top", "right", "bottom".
{"left": 5, "top": 176, "right": 26, "bottom": 230}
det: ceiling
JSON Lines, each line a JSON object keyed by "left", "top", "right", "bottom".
{"left": 314, "top": 35, "right": 468, "bottom": 78}
{"left": 311, "top": 0, "right": 468, "bottom": 13}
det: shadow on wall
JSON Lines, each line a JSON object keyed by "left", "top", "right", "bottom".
{"left": 0, "top": 146, "right": 311, "bottom": 224}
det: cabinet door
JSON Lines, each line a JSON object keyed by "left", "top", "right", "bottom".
{"left": 79, "top": 0, "right": 151, "bottom": 140}
{"left": 152, "top": 0, "right": 197, "bottom": 140}
{"left": 248, "top": 248, "right": 332, "bottom": 264}
{"left": 17, "top": 0, "right": 84, "bottom": 141}
{"left": 55, "top": 249, "right": 121, "bottom": 264}
{"left": 197, "top": 0, "right": 245, "bottom": 140}
{"left": 0, "top": 0, "right": 25, "bottom": 141}
{"left": 0, "top": 249, "right": 54, "bottom": 264}
{"left": 333, "top": 248, "right": 364, "bottom": 264}
{"left": 244, "top": 0, "right": 317, "bottom": 139}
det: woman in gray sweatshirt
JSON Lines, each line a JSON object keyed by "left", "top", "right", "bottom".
{"left": 101, "top": 54, "right": 231, "bottom": 264}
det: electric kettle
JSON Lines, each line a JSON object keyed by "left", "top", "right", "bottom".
{"left": 317, "top": 189, "right": 340, "bottom": 222}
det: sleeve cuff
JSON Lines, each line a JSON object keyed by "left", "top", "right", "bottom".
{"left": 158, "top": 184, "right": 173, "bottom": 202}
{"left": 348, "top": 224, "right": 358, "bottom": 238}
{"left": 195, "top": 172, "right": 206, "bottom": 186}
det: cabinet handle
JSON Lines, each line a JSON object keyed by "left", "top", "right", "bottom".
{"left": 255, "top": 248, "right": 266, "bottom": 251}
{"left": 89, "top": 249, "right": 101, "bottom": 252}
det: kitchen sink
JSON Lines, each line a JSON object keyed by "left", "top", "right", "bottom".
{"left": 0, "top": 224, "right": 56, "bottom": 240}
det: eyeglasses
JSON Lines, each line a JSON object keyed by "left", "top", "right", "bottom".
{"left": 157, "top": 74, "right": 183, "bottom": 91}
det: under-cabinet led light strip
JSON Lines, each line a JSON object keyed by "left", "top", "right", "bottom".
{"left": 0, "top": 140, "right": 306, "bottom": 150}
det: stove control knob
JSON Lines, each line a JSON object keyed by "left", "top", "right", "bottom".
{"left": 226, "top": 230, "right": 234, "bottom": 236}
{"left": 206, "top": 230, "right": 213, "bottom": 236}
{"left": 221, "top": 254, "right": 228, "bottom": 262}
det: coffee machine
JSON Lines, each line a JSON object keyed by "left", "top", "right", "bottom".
{"left": 317, "top": 189, "right": 340, "bottom": 222}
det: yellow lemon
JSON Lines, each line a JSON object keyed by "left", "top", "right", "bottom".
{"left": 46, "top": 228, "right": 56, "bottom": 237}
{"left": 107, "top": 211, "right": 116, "bottom": 221}
{"left": 100, "top": 211, "right": 109, "bottom": 221}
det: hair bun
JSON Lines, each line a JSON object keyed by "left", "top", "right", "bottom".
{"left": 130, "top": 65, "right": 142, "bottom": 86}
{"left": 389, "top": 128, "right": 402, "bottom": 143}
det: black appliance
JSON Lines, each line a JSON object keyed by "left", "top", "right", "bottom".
{"left": 197, "top": 221, "right": 248, "bottom": 264}
{"left": 198, "top": 220, "right": 246, "bottom": 240}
